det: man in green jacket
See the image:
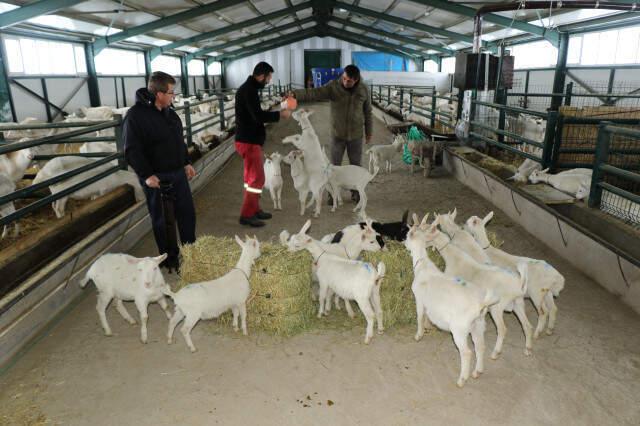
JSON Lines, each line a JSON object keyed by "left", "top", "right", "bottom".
{"left": 289, "top": 64, "right": 372, "bottom": 203}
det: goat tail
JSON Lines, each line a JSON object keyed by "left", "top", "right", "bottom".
{"left": 480, "top": 289, "right": 499, "bottom": 314}
{"left": 370, "top": 163, "right": 380, "bottom": 180}
{"left": 79, "top": 273, "right": 92, "bottom": 289}
{"left": 516, "top": 261, "right": 529, "bottom": 295}
{"left": 375, "top": 262, "right": 386, "bottom": 286}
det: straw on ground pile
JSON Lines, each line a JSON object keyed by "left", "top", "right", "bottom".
{"left": 177, "top": 232, "right": 502, "bottom": 337}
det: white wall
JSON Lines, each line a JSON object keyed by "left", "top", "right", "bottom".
{"left": 225, "top": 36, "right": 421, "bottom": 88}
{"left": 361, "top": 71, "right": 450, "bottom": 92}
{"left": 10, "top": 77, "right": 91, "bottom": 121}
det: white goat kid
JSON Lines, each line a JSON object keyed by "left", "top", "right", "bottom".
{"left": 0, "top": 146, "right": 34, "bottom": 182}
{"left": 326, "top": 164, "right": 378, "bottom": 213}
{"left": 164, "top": 236, "right": 261, "bottom": 352}
{"left": 417, "top": 214, "right": 533, "bottom": 359}
{"left": 80, "top": 253, "right": 171, "bottom": 343}
{"left": 282, "top": 150, "right": 312, "bottom": 215}
{"left": 367, "top": 135, "right": 404, "bottom": 174}
{"left": 285, "top": 220, "right": 385, "bottom": 344}
{"left": 464, "top": 212, "right": 565, "bottom": 338}
{"left": 263, "top": 152, "right": 283, "bottom": 210}
{"left": 404, "top": 218, "right": 497, "bottom": 387}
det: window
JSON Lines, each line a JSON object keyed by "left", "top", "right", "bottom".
{"left": 352, "top": 52, "right": 408, "bottom": 71}
{"left": 570, "top": 25, "right": 640, "bottom": 66}
{"left": 441, "top": 57, "right": 456, "bottom": 74}
{"left": 208, "top": 61, "right": 222, "bottom": 76}
{"left": 151, "top": 55, "right": 181, "bottom": 76}
{"left": 511, "top": 41, "right": 558, "bottom": 69}
{"left": 95, "top": 48, "right": 145, "bottom": 75}
{"left": 424, "top": 59, "right": 438, "bottom": 73}
{"left": 187, "top": 59, "right": 205, "bottom": 76}
{"left": 3, "top": 36, "right": 86, "bottom": 75}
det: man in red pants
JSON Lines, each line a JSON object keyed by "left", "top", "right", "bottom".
{"left": 235, "top": 62, "right": 291, "bottom": 227}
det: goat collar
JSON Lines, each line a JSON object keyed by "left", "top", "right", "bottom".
{"left": 481, "top": 243, "right": 491, "bottom": 250}
{"left": 435, "top": 239, "right": 450, "bottom": 253}
{"left": 232, "top": 268, "right": 250, "bottom": 282}
{"left": 313, "top": 250, "right": 327, "bottom": 265}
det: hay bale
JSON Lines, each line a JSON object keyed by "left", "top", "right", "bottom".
{"left": 179, "top": 236, "right": 316, "bottom": 336}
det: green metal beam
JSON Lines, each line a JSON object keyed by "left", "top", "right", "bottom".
{"left": 218, "top": 28, "right": 317, "bottom": 61}
{"left": 407, "top": 0, "right": 559, "bottom": 45}
{"left": 0, "top": 0, "right": 87, "bottom": 29}
{"left": 92, "top": 0, "right": 246, "bottom": 53}
{"left": 180, "top": 56, "right": 189, "bottom": 96}
{"left": 149, "top": 1, "right": 312, "bottom": 59}
{"left": 187, "top": 16, "right": 315, "bottom": 60}
{"left": 334, "top": 1, "right": 474, "bottom": 44}
{"left": 84, "top": 42, "right": 100, "bottom": 107}
{"left": 0, "top": 39, "right": 16, "bottom": 121}
{"left": 330, "top": 17, "right": 454, "bottom": 55}
{"left": 325, "top": 27, "right": 427, "bottom": 59}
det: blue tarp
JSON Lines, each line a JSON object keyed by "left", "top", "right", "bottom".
{"left": 351, "top": 52, "right": 408, "bottom": 71}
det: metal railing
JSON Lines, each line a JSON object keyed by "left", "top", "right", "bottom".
{"left": 588, "top": 123, "right": 640, "bottom": 227}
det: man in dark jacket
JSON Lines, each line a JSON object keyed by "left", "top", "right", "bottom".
{"left": 235, "top": 61, "right": 291, "bottom": 227}
{"left": 124, "top": 71, "right": 196, "bottom": 271}
{"left": 289, "top": 64, "right": 372, "bottom": 204}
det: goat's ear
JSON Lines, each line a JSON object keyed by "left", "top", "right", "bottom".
{"left": 451, "top": 208, "right": 457, "bottom": 221}
{"left": 153, "top": 253, "right": 168, "bottom": 264}
{"left": 483, "top": 211, "right": 494, "bottom": 225}
{"left": 412, "top": 213, "right": 419, "bottom": 226}
{"left": 541, "top": 168, "right": 549, "bottom": 173}
{"left": 300, "top": 219, "right": 311, "bottom": 234}
{"left": 235, "top": 235, "right": 244, "bottom": 247}
{"left": 420, "top": 213, "right": 430, "bottom": 227}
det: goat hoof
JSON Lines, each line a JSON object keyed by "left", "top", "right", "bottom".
{"left": 242, "top": 330, "right": 248, "bottom": 336}
{"left": 141, "top": 337, "right": 148, "bottom": 344}
{"left": 546, "top": 329, "right": 554, "bottom": 336}
{"left": 104, "top": 331, "right": 113, "bottom": 337}
{"left": 490, "top": 352, "right": 500, "bottom": 360}
{"left": 167, "top": 338, "right": 173, "bottom": 345}
{"left": 524, "top": 348, "right": 532, "bottom": 356}
{"left": 377, "top": 329, "right": 384, "bottom": 335}
{"left": 533, "top": 331, "right": 541, "bottom": 339}
{"left": 233, "top": 327, "right": 239, "bottom": 332}
{"left": 456, "top": 379, "right": 466, "bottom": 388}
{"left": 414, "top": 334, "right": 422, "bottom": 342}
{"left": 128, "top": 320, "right": 137, "bottom": 325}
{"left": 364, "top": 337, "right": 372, "bottom": 345}
{"left": 189, "top": 347, "right": 197, "bottom": 353}
{"left": 472, "top": 371, "right": 481, "bottom": 379}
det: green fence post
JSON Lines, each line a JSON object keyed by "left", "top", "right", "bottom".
{"left": 547, "top": 112, "right": 562, "bottom": 170}
{"left": 588, "top": 122, "right": 612, "bottom": 208}
{"left": 409, "top": 89, "right": 413, "bottom": 113}
{"left": 184, "top": 101, "right": 193, "bottom": 147}
{"left": 114, "top": 114, "right": 126, "bottom": 170}
{"left": 431, "top": 92, "right": 437, "bottom": 128}
{"left": 399, "top": 87, "right": 404, "bottom": 115}
{"left": 218, "top": 95, "right": 226, "bottom": 131}
{"left": 496, "top": 88, "right": 507, "bottom": 144}
{"left": 564, "top": 82, "right": 573, "bottom": 107}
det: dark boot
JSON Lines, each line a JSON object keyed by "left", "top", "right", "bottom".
{"left": 351, "top": 190, "right": 360, "bottom": 203}
{"left": 256, "top": 210, "right": 272, "bottom": 220}
{"left": 327, "top": 193, "right": 334, "bottom": 206}
{"left": 239, "top": 215, "right": 266, "bottom": 227}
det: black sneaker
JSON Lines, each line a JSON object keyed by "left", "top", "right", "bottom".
{"left": 239, "top": 216, "right": 266, "bottom": 227}
{"left": 256, "top": 210, "right": 272, "bottom": 220}
{"left": 351, "top": 190, "right": 360, "bottom": 203}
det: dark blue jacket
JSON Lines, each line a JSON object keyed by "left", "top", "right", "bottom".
{"left": 234, "top": 76, "right": 280, "bottom": 145}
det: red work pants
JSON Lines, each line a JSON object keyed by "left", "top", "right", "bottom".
{"left": 235, "top": 141, "right": 265, "bottom": 218}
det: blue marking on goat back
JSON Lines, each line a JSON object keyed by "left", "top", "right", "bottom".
{"left": 454, "top": 277, "right": 466, "bottom": 286}
{"left": 364, "top": 263, "right": 373, "bottom": 273}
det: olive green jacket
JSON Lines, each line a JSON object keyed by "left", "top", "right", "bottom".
{"left": 293, "top": 79, "right": 372, "bottom": 141}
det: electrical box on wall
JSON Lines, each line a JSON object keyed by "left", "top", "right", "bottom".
{"left": 453, "top": 52, "right": 514, "bottom": 90}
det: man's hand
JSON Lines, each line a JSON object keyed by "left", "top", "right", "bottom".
{"left": 145, "top": 175, "right": 160, "bottom": 188}
{"left": 280, "top": 109, "right": 292, "bottom": 119}
{"left": 185, "top": 164, "right": 196, "bottom": 180}
{"left": 365, "top": 135, "right": 372, "bottom": 144}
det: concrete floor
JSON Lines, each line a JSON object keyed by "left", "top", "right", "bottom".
{"left": 1, "top": 102, "right": 640, "bottom": 425}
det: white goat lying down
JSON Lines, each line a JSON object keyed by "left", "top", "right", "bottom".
{"left": 428, "top": 212, "right": 534, "bottom": 359}
{"left": 405, "top": 215, "right": 498, "bottom": 388}
{"left": 263, "top": 152, "right": 283, "bottom": 211}
{"left": 164, "top": 235, "right": 261, "bottom": 352}
{"left": 529, "top": 168, "right": 592, "bottom": 197}
{"left": 80, "top": 253, "right": 172, "bottom": 343}
{"left": 464, "top": 212, "right": 565, "bottom": 338}
{"left": 366, "top": 134, "right": 404, "bottom": 174}
{"left": 284, "top": 220, "right": 385, "bottom": 344}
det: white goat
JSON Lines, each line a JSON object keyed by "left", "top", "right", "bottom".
{"left": 326, "top": 164, "right": 378, "bottom": 214}
{"left": 464, "top": 212, "right": 565, "bottom": 338}
{"left": 404, "top": 218, "right": 497, "bottom": 387}
{"left": 0, "top": 146, "right": 34, "bottom": 182}
{"left": 263, "top": 152, "right": 283, "bottom": 210}
{"left": 164, "top": 235, "right": 261, "bottom": 352}
{"left": 435, "top": 209, "right": 491, "bottom": 264}
{"left": 79, "top": 142, "right": 117, "bottom": 154}
{"left": 509, "top": 158, "right": 542, "bottom": 183}
{"left": 418, "top": 214, "right": 533, "bottom": 359}
{"left": 80, "top": 106, "right": 114, "bottom": 120}
{"left": 0, "top": 173, "right": 18, "bottom": 239}
{"left": 529, "top": 168, "right": 592, "bottom": 195}
{"left": 282, "top": 150, "right": 313, "bottom": 216}
{"left": 282, "top": 109, "right": 331, "bottom": 217}
{"left": 366, "top": 135, "right": 404, "bottom": 174}
{"left": 285, "top": 220, "right": 385, "bottom": 344}
{"left": 80, "top": 253, "right": 172, "bottom": 343}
